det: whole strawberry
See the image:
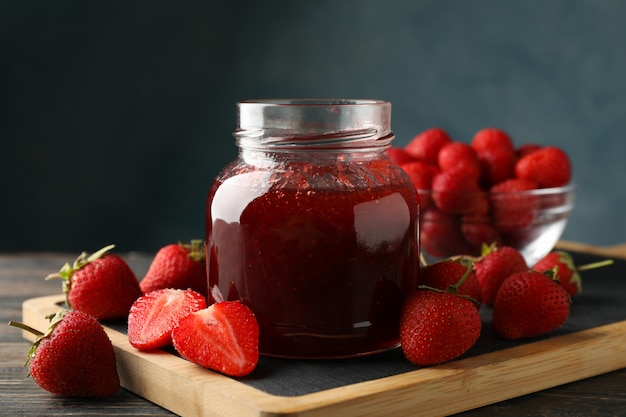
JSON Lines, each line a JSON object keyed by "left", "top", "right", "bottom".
{"left": 532, "top": 250, "right": 614, "bottom": 297}
{"left": 489, "top": 178, "right": 539, "bottom": 232}
{"left": 9, "top": 310, "right": 120, "bottom": 397}
{"left": 493, "top": 270, "right": 570, "bottom": 340}
{"left": 401, "top": 161, "right": 439, "bottom": 192}
{"left": 516, "top": 143, "right": 542, "bottom": 158}
{"left": 476, "top": 146, "right": 517, "bottom": 188}
{"left": 172, "top": 298, "right": 260, "bottom": 377}
{"left": 128, "top": 288, "right": 207, "bottom": 350}
{"left": 431, "top": 167, "right": 487, "bottom": 215}
{"left": 461, "top": 213, "right": 502, "bottom": 252}
{"left": 405, "top": 127, "right": 452, "bottom": 165}
{"left": 437, "top": 141, "right": 481, "bottom": 179}
{"left": 387, "top": 147, "right": 417, "bottom": 165}
{"left": 400, "top": 272, "right": 481, "bottom": 366}
{"left": 420, "top": 209, "right": 472, "bottom": 258}
{"left": 515, "top": 145, "right": 572, "bottom": 188}
{"left": 47, "top": 245, "right": 142, "bottom": 321}
{"left": 420, "top": 259, "right": 483, "bottom": 305}
{"left": 473, "top": 244, "right": 528, "bottom": 306}
{"left": 471, "top": 128, "right": 515, "bottom": 154}
{"left": 140, "top": 240, "right": 208, "bottom": 295}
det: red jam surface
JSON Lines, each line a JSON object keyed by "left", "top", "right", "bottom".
{"left": 206, "top": 156, "right": 419, "bottom": 358}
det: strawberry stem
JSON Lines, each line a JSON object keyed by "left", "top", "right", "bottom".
{"left": 448, "top": 262, "right": 475, "bottom": 294}
{"left": 9, "top": 321, "right": 44, "bottom": 368}
{"left": 577, "top": 259, "right": 614, "bottom": 272}
{"left": 86, "top": 244, "right": 116, "bottom": 264}
{"left": 9, "top": 311, "right": 69, "bottom": 369}
{"left": 447, "top": 262, "right": 481, "bottom": 307}
{"left": 8, "top": 321, "right": 44, "bottom": 337}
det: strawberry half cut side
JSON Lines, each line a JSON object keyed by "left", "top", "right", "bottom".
{"left": 127, "top": 288, "right": 207, "bottom": 350}
{"left": 172, "top": 301, "right": 260, "bottom": 377}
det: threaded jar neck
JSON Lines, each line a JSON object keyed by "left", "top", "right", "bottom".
{"left": 234, "top": 99, "right": 394, "bottom": 151}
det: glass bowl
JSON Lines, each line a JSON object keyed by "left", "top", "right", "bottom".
{"left": 418, "top": 184, "right": 576, "bottom": 266}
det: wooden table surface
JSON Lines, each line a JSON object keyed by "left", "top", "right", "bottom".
{"left": 2, "top": 241, "right": 626, "bottom": 417}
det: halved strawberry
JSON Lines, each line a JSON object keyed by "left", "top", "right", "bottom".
{"left": 172, "top": 301, "right": 259, "bottom": 377}
{"left": 127, "top": 288, "right": 207, "bottom": 351}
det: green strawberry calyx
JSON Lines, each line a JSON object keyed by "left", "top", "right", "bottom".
{"left": 180, "top": 240, "right": 206, "bottom": 262}
{"left": 45, "top": 244, "right": 116, "bottom": 308}
{"left": 480, "top": 242, "right": 499, "bottom": 257}
{"left": 542, "top": 266, "right": 561, "bottom": 283}
{"left": 551, "top": 250, "right": 578, "bottom": 288}
{"left": 8, "top": 310, "right": 69, "bottom": 369}
{"left": 539, "top": 268, "right": 573, "bottom": 304}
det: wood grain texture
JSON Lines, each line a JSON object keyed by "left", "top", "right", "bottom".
{"left": 556, "top": 240, "right": 626, "bottom": 259}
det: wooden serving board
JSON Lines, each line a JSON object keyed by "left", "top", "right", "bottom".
{"left": 21, "top": 249, "right": 626, "bottom": 417}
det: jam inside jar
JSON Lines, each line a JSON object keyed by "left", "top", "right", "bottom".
{"left": 206, "top": 99, "right": 419, "bottom": 358}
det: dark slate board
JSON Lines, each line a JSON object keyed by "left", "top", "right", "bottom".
{"left": 108, "top": 251, "right": 625, "bottom": 397}
{"left": 240, "top": 251, "right": 625, "bottom": 396}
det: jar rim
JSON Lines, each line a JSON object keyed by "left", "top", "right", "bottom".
{"left": 238, "top": 98, "right": 389, "bottom": 107}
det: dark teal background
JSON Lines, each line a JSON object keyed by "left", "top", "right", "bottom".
{"left": 2, "top": 0, "right": 624, "bottom": 252}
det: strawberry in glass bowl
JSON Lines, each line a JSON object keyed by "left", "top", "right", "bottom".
{"left": 390, "top": 127, "right": 576, "bottom": 265}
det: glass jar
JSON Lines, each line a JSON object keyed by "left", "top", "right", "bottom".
{"left": 205, "top": 99, "right": 419, "bottom": 359}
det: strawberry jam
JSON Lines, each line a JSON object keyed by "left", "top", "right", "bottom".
{"left": 206, "top": 99, "right": 419, "bottom": 358}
